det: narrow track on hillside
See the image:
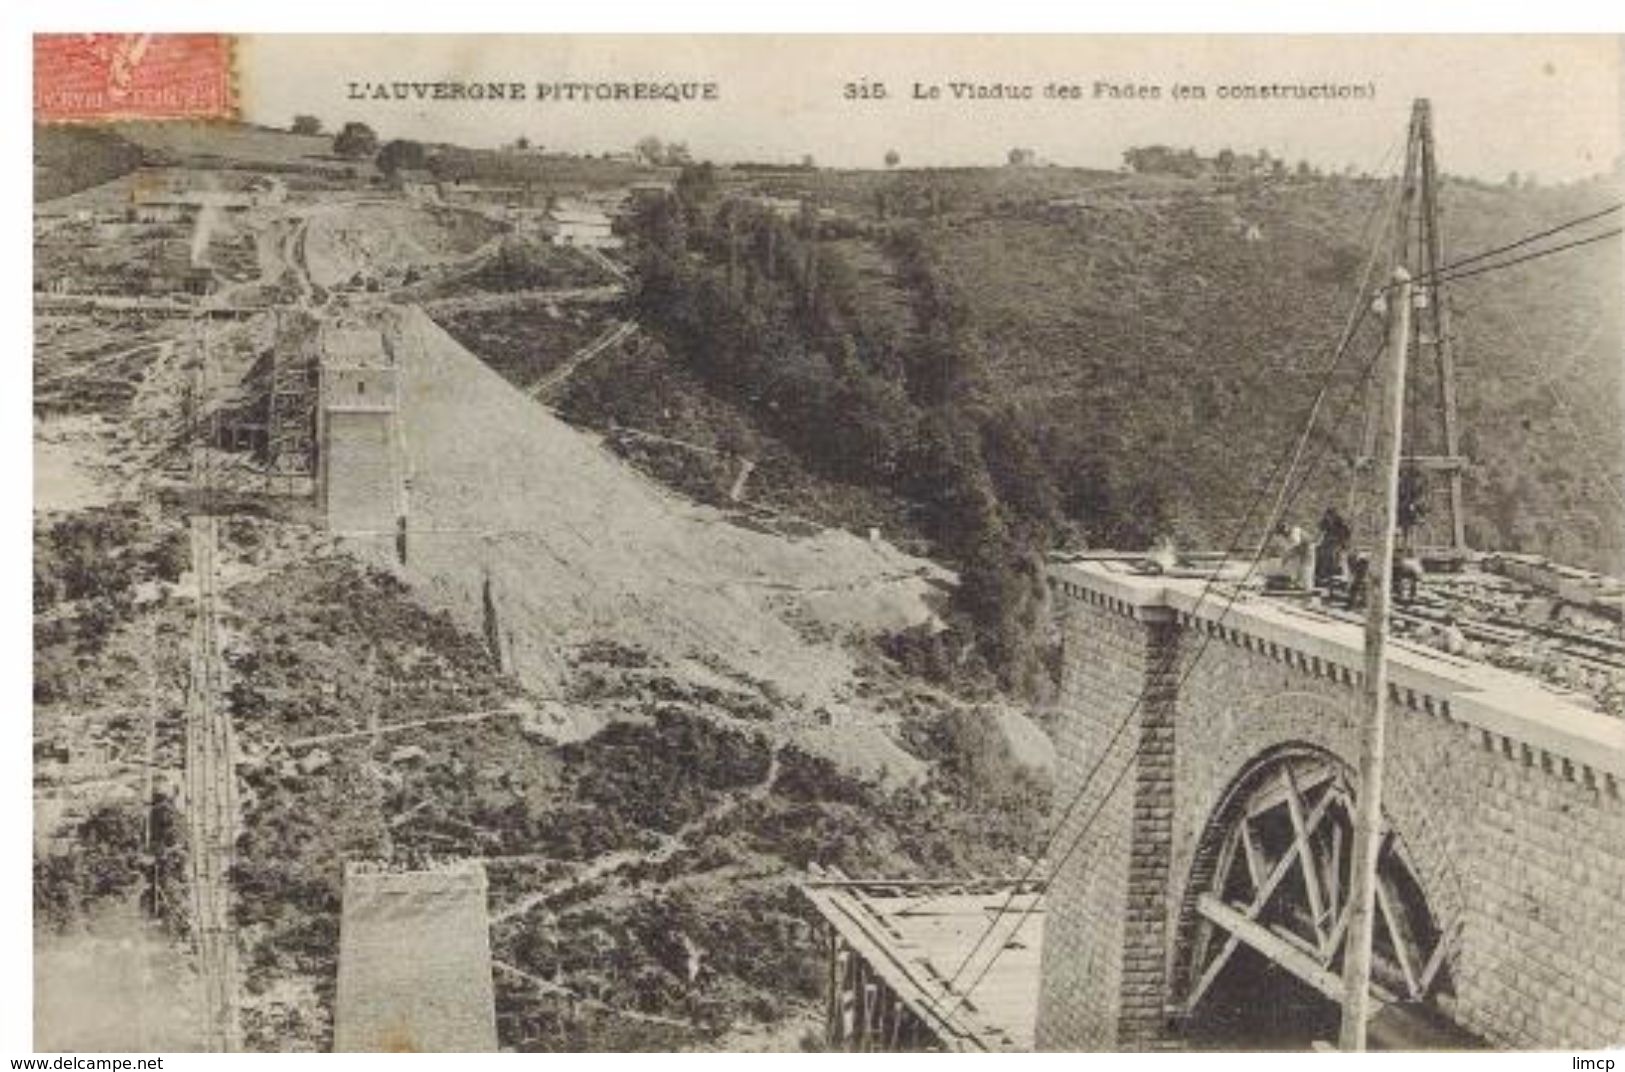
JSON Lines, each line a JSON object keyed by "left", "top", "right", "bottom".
{"left": 491, "top": 741, "right": 783, "bottom": 925}
{"left": 529, "top": 319, "right": 639, "bottom": 398}
{"left": 182, "top": 325, "right": 242, "bottom": 1052}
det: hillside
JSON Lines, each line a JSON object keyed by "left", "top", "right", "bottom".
{"left": 31, "top": 281, "right": 1049, "bottom": 1051}
{"left": 919, "top": 174, "right": 1623, "bottom": 569}
{"left": 576, "top": 164, "right": 1623, "bottom": 694}
{"left": 33, "top": 125, "right": 144, "bottom": 201}
{"left": 32, "top": 119, "right": 1621, "bottom": 1053}
{"left": 628, "top": 167, "right": 1622, "bottom": 577}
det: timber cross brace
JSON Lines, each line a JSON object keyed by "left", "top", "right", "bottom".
{"left": 1180, "top": 748, "right": 1454, "bottom": 1023}
{"left": 1036, "top": 560, "right": 1625, "bottom": 1051}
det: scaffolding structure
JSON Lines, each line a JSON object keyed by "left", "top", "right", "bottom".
{"left": 800, "top": 866, "right": 1046, "bottom": 1052}
{"left": 265, "top": 310, "right": 320, "bottom": 492}
{"left": 1358, "top": 99, "right": 1470, "bottom": 565}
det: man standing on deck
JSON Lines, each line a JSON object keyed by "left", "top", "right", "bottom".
{"left": 1316, "top": 507, "right": 1351, "bottom": 587}
{"left": 1275, "top": 522, "right": 1316, "bottom": 591}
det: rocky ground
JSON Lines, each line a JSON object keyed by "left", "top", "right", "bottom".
{"left": 33, "top": 177, "right": 1051, "bottom": 1052}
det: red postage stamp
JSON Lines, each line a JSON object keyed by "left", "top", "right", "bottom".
{"left": 33, "top": 34, "right": 235, "bottom": 123}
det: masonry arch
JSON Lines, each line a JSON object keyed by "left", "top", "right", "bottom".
{"left": 1172, "top": 743, "right": 1462, "bottom": 1049}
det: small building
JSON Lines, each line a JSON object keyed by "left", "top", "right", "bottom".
{"left": 127, "top": 195, "right": 193, "bottom": 224}
{"left": 245, "top": 176, "right": 287, "bottom": 207}
{"left": 441, "top": 180, "right": 526, "bottom": 208}
{"left": 752, "top": 195, "right": 805, "bottom": 221}
{"left": 391, "top": 169, "right": 441, "bottom": 203}
{"left": 128, "top": 186, "right": 256, "bottom": 222}
{"left": 506, "top": 207, "right": 551, "bottom": 237}
{"left": 183, "top": 266, "right": 217, "bottom": 297}
{"left": 546, "top": 205, "right": 619, "bottom": 249}
{"left": 577, "top": 188, "right": 632, "bottom": 217}
{"left": 629, "top": 179, "right": 674, "bottom": 206}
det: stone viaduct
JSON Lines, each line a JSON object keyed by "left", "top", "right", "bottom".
{"left": 1036, "top": 559, "right": 1625, "bottom": 1051}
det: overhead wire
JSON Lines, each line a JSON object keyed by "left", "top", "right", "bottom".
{"left": 931, "top": 266, "right": 1395, "bottom": 1025}
{"left": 947, "top": 239, "right": 1545, "bottom": 1018}
{"left": 1422, "top": 202, "right": 1621, "bottom": 278}
{"left": 928, "top": 142, "right": 1413, "bottom": 1020}
{"left": 935, "top": 146, "right": 1625, "bottom": 1030}
{"left": 937, "top": 155, "right": 1618, "bottom": 1033}
{"left": 1541, "top": 378, "right": 1625, "bottom": 513}
{"left": 1378, "top": 202, "right": 1622, "bottom": 291}
{"left": 1428, "top": 227, "right": 1621, "bottom": 286}
{"left": 1452, "top": 294, "right": 1625, "bottom": 514}
{"left": 938, "top": 329, "right": 1409, "bottom": 1026}
{"left": 1262, "top": 157, "right": 1407, "bottom": 530}
{"left": 924, "top": 362, "right": 1354, "bottom": 1017}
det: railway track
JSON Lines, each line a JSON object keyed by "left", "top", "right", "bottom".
{"left": 184, "top": 325, "right": 242, "bottom": 1052}
{"left": 1314, "top": 587, "right": 1625, "bottom": 687}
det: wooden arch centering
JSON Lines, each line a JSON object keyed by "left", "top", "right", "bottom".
{"left": 1182, "top": 748, "right": 1456, "bottom": 1024}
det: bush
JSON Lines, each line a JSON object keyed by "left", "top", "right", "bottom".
{"left": 563, "top": 709, "right": 771, "bottom": 832}
{"left": 33, "top": 801, "right": 149, "bottom": 930}
{"left": 332, "top": 122, "right": 378, "bottom": 160}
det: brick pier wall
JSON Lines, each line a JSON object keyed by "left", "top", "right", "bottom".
{"left": 1035, "top": 593, "right": 1181, "bottom": 1049}
{"left": 319, "top": 365, "right": 398, "bottom": 537}
{"left": 1035, "top": 564, "right": 1625, "bottom": 1051}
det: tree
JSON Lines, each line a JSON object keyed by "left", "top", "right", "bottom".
{"left": 514, "top": 136, "right": 531, "bottom": 151}
{"left": 1123, "top": 145, "right": 1185, "bottom": 174}
{"left": 291, "top": 114, "right": 323, "bottom": 136}
{"left": 1215, "top": 148, "right": 1236, "bottom": 175}
{"left": 663, "top": 141, "right": 693, "bottom": 166}
{"left": 635, "top": 135, "right": 664, "bottom": 165}
{"left": 675, "top": 162, "right": 717, "bottom": 206}
{"left": 1007, "top": 148, "right": 1035, "bottom": 167}
{"left": 801, "top": 154, "right": 816, "bottom": 169}
{"left": 375, "top": 138, "right": 426, "bottom": 177}
{"left": 332, "top": 121, "right": 379, "bottom": 159}
{"left": 884, "top": 149, "right": 901, "bottom": 169}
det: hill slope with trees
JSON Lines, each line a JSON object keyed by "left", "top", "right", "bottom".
{"left": 609, "top": 162, "right": 1621, "bottom": 694}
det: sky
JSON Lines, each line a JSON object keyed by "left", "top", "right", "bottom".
{"left": 240, "top": 35, "right": 1622, "bottom": 180}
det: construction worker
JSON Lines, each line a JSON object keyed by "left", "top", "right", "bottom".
{"left": 1346, "top": 552, "right": 1370, "bottom": 609}
{"left": 1397, "top": 466, "right": 1428, "bottom": 541}
{"left": 1276, "top": 522, "right": 1316, "bottom": 591}
{"left": 1437, "top": 615, "right": 1473, "bottom": 656}
{"left": 1147, "top": 533, "right": 1179, "bottom": 574}
{"left": 1393, "top": 551, "right": 1424, "bottom": 604}
{"left": 1345, "top": 550, "right": 1423, "bottom": 608}
{"left": 1316, "top": 507, "right": 1351, "bottom": 587}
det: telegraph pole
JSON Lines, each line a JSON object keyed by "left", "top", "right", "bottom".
{"left": 1339, "top": 267, "right": 1413, "bottom": 1051}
